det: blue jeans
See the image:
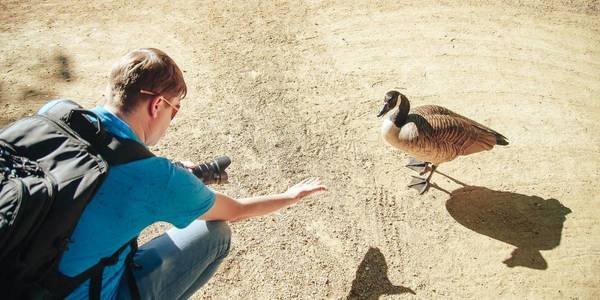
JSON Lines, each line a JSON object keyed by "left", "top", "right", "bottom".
{"left": 115, "top": 220, "right": 231, "bottom": 300}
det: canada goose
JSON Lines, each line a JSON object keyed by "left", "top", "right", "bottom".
{"left": 377, "top": 90, "right": 509, "bottom": 194}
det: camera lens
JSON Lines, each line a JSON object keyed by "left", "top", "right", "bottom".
{"left": 190, "top": 155, "right": 231, "bottom": 185}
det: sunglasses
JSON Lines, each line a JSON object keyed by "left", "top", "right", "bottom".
{"left": 140, "top": 89, "right": 180, "bottom": 119}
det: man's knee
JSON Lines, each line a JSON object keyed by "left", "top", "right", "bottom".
{"left": 205, "top": 221, "right": 231, "bottom": 258}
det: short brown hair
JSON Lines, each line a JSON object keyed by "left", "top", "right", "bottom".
{"left": 107, "top": 48, "right": 187, "bottom": 113}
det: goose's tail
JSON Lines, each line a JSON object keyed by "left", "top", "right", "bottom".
{"left": 495, "top": 132, "right": 509, "bottom": 146}
{"left": 472, "top": 122, "right": 509, "bottom": 146}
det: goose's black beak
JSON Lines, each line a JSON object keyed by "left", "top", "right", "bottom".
{"left": 377, "top": 103, "right": 391, "bottom": 117}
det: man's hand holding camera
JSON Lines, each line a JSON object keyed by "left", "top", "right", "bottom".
{"left": 175, "top": 156, "right": 231, "bottom": 185}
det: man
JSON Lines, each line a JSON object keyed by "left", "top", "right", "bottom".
{"left": 39, "top": 48, "right": 326, "bottom": 299}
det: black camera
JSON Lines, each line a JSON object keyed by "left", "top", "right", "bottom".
{"left": 174, "top": 155, "right": 231, "bottom": 185}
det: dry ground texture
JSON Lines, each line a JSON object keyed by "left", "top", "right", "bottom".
{"left": 2, "top": 0, "right": 600, "bottom": 299}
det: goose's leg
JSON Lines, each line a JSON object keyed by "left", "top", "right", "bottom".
{"left": 406, "top": 157, "right": 430, "bottom": 175}
{"left": 408, "top": 165, "right": 438, "bottom": 195}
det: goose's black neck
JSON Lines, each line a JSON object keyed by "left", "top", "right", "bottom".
{"left": 394, "top": 94, "right": 410, "bottom": 127}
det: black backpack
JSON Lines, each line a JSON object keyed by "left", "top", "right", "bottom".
{"left": 0, "top": 100, "right": 153, "bottom": 299}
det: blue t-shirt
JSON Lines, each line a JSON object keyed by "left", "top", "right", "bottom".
{"left": 38, "top": 100, "right": 216, "bottom": 300}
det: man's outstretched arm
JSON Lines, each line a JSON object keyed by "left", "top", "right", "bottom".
{"left": 200, "top": 178, "right": 326, "bottom": 222}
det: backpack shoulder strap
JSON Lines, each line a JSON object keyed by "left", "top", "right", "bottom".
{"left": 39, "top": 99, "right": 83, "bottom": 122}
{"left": 42, "top": 238, "right": 139, "bottom": 299}
{"left": 124, "top": 238, "right": 142, "bottom": 300}
{"left": 103, "top": 135, "right": 153, "bottom": 166}
{"left": 41, "top": 100, "right": 154, "bottom": 165}
{"left": 88, "top": 238, "right": 140, "bottom": 300}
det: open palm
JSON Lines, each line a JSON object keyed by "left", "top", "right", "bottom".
{"left": 285, "top": 177, "right": 327, "bottom": 202}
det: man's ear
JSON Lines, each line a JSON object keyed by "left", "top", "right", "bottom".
{"left": 148, "top": 96, "right": 161, "bottom": 118}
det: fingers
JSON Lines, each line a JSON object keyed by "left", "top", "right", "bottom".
{"left": 180, "top": 160, "right": 196, "bottom": 168}
{"left": 300, "top": 177, "right": 327, "bottom": 193}
{"left": 302, "top": 177, "right": 318, "bottom": 185}
{"left": 309, "top": 178, "right": 322, "bottom": 186}
{"left": 286, "top": 177, "right": 327, "bottom": 198}
{"left": 299, "top": 177, "right": 322, "bottom": 186}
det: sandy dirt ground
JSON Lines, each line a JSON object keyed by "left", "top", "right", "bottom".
{"left": 1, "top": 0, "right": 600, "bottom": 299}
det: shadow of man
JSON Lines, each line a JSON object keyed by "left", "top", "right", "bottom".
{"left": 347, "top": 247, "right": 415, "bottom": 299}
{"left": 445, "top": 185, "right": 571, "bottom": 270}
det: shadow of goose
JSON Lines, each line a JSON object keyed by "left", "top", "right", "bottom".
{"left": 347, "top": 247, "right": 415, "bottom": 299}
{"left": 444, "top": 185, "right": 571, "bottom": 270}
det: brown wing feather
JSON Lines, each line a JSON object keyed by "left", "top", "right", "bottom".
{"left": 411, "top": 105, "right": 458, "bottom": 117}
{"left": 414, "top": 105, "right": 506, "bottom": 141}
{"left": 406, "top": 105, "right": 500, "bottom": 162}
